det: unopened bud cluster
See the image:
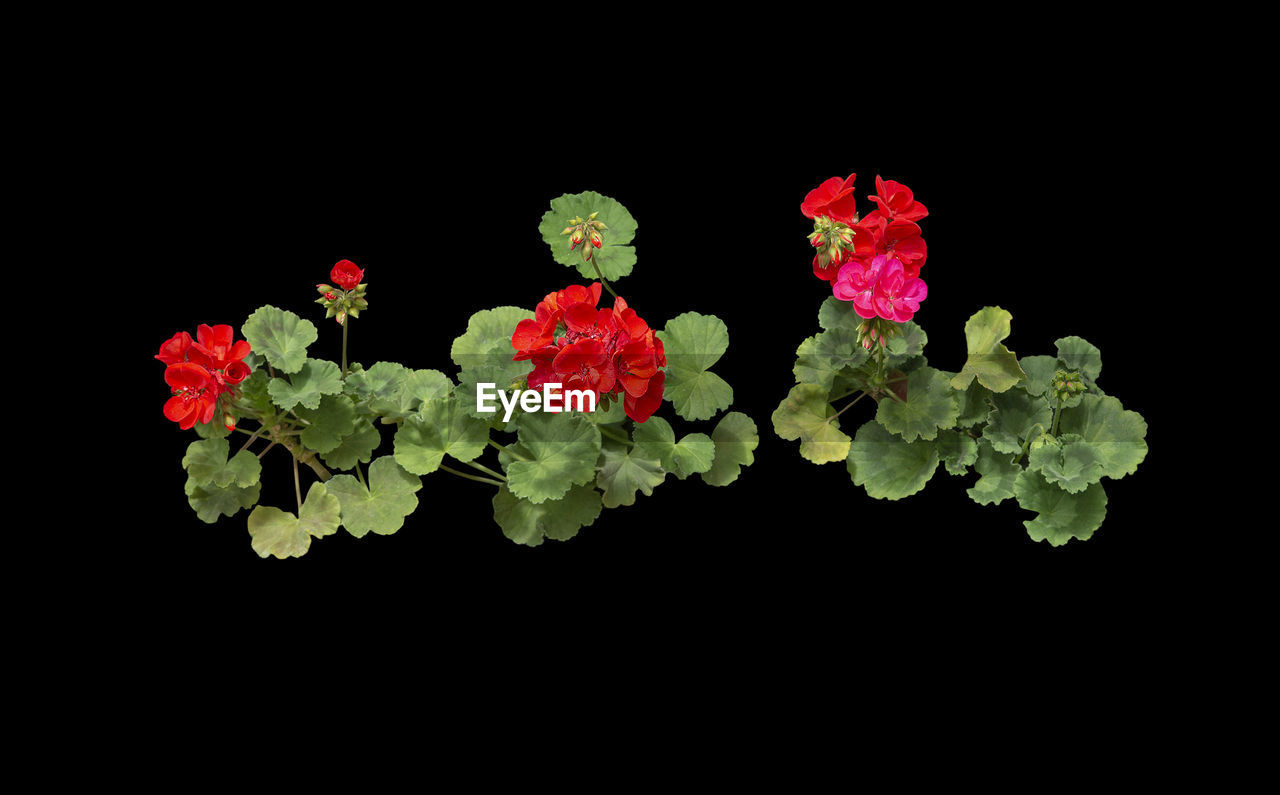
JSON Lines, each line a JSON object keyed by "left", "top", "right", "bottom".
{"left": 563, "top": 211, "right": 608, "bottom": 262}
{"left": 1052, "top": 369, "right": 1086, "bottom": 402}
{"left": 315, "top": 281, "right": 369, "bottom": 325}
{"left": 808, "top": 216, "right": 858, "bottom": 274}
{"left": 857, "top": 316, "right": 899, "bottom": 351}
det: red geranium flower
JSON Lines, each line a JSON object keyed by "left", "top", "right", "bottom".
{"left": 511, "top": 283, "right": 665, "bottom": 422}
{"left": 190, "top": 324, "right": 253, "bottom": 372}
{"left": 857, "top": 216, "right": 927, "bottom": 278}
{"left": 156, "top": 331, "right": 193, "bottom": 365}
{"left": 330, "top": 259, "right": 364, "bottom": 291}
{"left": 800, "top": 173, "right": 859, "bottom": 224}
{"left": 865, "top": 175, "right": 928, "bottom": 224}
{"left": 163, "top": 363, "right": 220, "bottom": 430}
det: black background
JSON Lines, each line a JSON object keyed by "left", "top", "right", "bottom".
{"left": 124, "top": 93, "right": 1181, "bottom": 634}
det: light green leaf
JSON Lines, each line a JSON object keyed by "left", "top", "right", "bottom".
{"left": 185, "top": 478, "right": 261, "bottom": 524}
{"left": 658, "top": 312, "right": 734, "bottom": 421}
{"left": 1015, "top": 471, "right": 1108, "bottom": 546}
{"left": 491, "top": 483, "right": 603, "bottom": 546}
{"left": 597, "top": 439, "right": 667, "bottom": 508}
{"left": 1056, "top": 394, "right": 1148, "bottom": 480}
{"left": 702, "top": 411, "right": 759, "bottom": 487}
{"left": 268, "top": 358, "right": 343, "bottom": 411}
{"left": 875, "top": 366, "right": 960, "bottom": 441}
{"left": 936, "top": 430, "right": 979, "bottom": 476}
{"left": 295, "top": 395, "right": 357, "bottom": 454}
{"left": 983, "top": 389, "right": 1053, "bottom": 454}
{"left": 966, "top": 440, "right": 1023, "bottom": 505}
{"left": 194, "top": 418, "right": 232, "bottom": 439}
{"left": 451, "top": 306, "right": 533, "bottom": 370}
{"left": 182, "top": 438, "right": 261, "bottom": 488}
{"left": 393, "top": 397, "right": 490, "bottom": 475}
{"left": 538, "top": 191, "right": 638, "bottom": 280}
{"left": 242, "top": 305, "right": 318, "bottom": 374}
{"left": 320, "top": 417, "right": 381, "bottom": 472}
{"left": 818, "top": 296, "right": 864, "bottom": 335}
{"left": 950, "top": 306, "right": 1026, "bottom": 393}
{"left": 1055, "top": 336, "right": 1102, "bottom": 382}
{"left": 1019, "top": 355, "right": 1059, "bottom": 398}
{"left": 504, "top": 412, "right": 601, "bottom": 504}
{"left": 794, "top": 328, "right": 867, "bottom": 391}
{"left": 955, "top": 381, "right": 993, "bottom": 428}
{"left": 885, "top": 321, "right": 927, "bottom": 370}
{"left": 845, "top": 420, "right": 940, "bottom": 500}
{"left": 238, "top": 370, "right": 275, "bottom": 419}
{"left": 632, "top": 416, "right": 715, "bottom": 479}
{"left": 326, "top": 457, "right": 422, "bottom": 538}
{"left": 246, "top": 483, "right": 342, "bottom": 559}
{"left": 1027, "top": 433, "right": 1105, "bottom": 493}
{"left": 773, "top": 383, "right": 851, "bottom": 464}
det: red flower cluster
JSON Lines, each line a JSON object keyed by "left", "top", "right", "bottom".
{"left": 330, "top": 259, "right": 364, "bottom": 291}
{"left": 804, "top": 174, "right": 928, "bottom": 284}
{"left": 156, "top": 325, "right": 252, "bottom": 430}
{"left": 803, "top": 174, "right": 929, "bottom": 322}
{"left": 511, "top": 283, "right": 666, "bottom": 423}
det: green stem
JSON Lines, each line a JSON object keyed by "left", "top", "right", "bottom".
{"left": 488, "top": 439, "right": 531, "bottom": 461}
{"left": 597, "top": 424, "right": 633, "bottom": 446}
{"left": 590, "top": 255, "right": 620, "bottom": 300}
{"left": 462, "top": 460, "right": 507, "bottom": 481}
{"left": 440, "top": 464, "right": 504, "bottom": 487}
{"left": 341, "top": 315, "right": 349, "bottom": 379}
{"left": 292, "top": 455, "right": 302, "bottom": 513}
{"left": 355, "top": 461, "right": 367, "bottom": 489}
{"left": 1014, "top": 423, "right": 1047, "bottom": 465}
{"left": 1051, "top": 395, "right": 1063, "bottom": 437}
{"left": 258, "top": 440, "right": 279, "bottom": 460}
{"left": 827, "top": 391, "right": 868, "bottom": 423}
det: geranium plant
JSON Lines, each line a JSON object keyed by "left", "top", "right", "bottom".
{"left": 158, "top": 193, "right": 758, "bottom": 558}
{"left": 774, "top": 174, "right": 1148, "bottom": 545}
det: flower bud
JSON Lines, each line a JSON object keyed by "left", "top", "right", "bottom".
{"left": 224, "top": 414, "right": 236, "bottom": 432}
{"left": 336, "top": 311, "right": 347, "bottom": 325}
{"left": 591, "top": 230, "right": 603, "bottom": 248}
{"left": 562, "top": 225, "right": 577, "bottom": 235}
{"left": 325, "top": 292, "right": 337, "bottom": 300}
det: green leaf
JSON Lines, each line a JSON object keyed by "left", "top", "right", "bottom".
{"left": 295, "top": 395, "right": 357, "bottom": 455}
{"left": 597, "top": 439, "right": 667, "bottom": 508}
{"left": 772, "top": 383, "right": 851, "bottom": 464}
{"left": 950, "top": 306, "right": 1026, "bottom": 393}
{"left": 936, "top": 430, "right": 979, "bottom": 476}
{"left": 845, "top": 420, "right": 940, "bottom": 500}
{"left": 239, "top": 370, "right": 275, "bottom": 419}
{"left": 268, "top": 358, "right": 343, "bottom": 411}
{"left": 185, "top": 478, "right": 261, "bottom": 524}
{"left": 955, "top": 381, "right": 993, "bottom": 428}
{"left": 538, "top": 191, "right": 638, "bottom": 280}
{"left": 1056, "top": 394, "right": 1148, "bottom": 480}
{"left": 632, "top": 416, "right": 715, "bottom": 479}
{"left": 393, "top": 397, "right": 490, "bottom": 475}
{"left": 983, "top": 389, "right": 1053, "bottom": 454}
{"left": 885, "top": 321, "right": 927, "bottom": 370}
{"left": 1014, "top": 471, "right": 1108, "bottom": 546}
{"left": 875, "top": 366, "right": 960, "bottom": 442}
{"left": 320, "top": 417, "right": 381, "bottom": 472}
{"left": 818, "top": 296, "right": 864, "bottom": 335}
{"left": 1055, "top": 336, "right": 1102, "bottom": 382}
{"left": 242, "top": 305, "right": 318, "bottom": 374}
{"left": 326, "top": 457, "right": 423, "bottom": 538}
{"left": 182, "top": 438, "right": 261, "bottom": 488}
{"left": 491, "top": 483, "right": 603, "bottom": 546}
{"left": 657, "top": 312, "right": 734, "bottom": 421}
{"left": 702, "top": 411, "right": 759, "bottom": 487}
{"left": 1019, "top": 355, "right": 1059, "bottom": 398}
{"left": 504, "top": 412, "right": 601, "bottom": 504}
{"left": 246, "top": 483, "right": 342, "bottom": 559}
{"left": 450, "top": 307, "right": 532, "bottom": 369}
{"left": 966, "top": 440, "right": 1023, "bottom": 506}
{"left": 583, "top": 394, "right": 627, "bottom": 424}
{"left": 194, "top": 418, "right": 232, "bottom": 439}
{"left": 1027, "top": 433, "right": 1105, "bottom": 494}
{"left": 793, "top": 328, "right": 867, "bottom": 391}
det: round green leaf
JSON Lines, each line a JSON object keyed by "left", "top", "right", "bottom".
{"left": 242, "top": 305, "right": 318, "bottom": 374}
{"left": 246, "top": 483, "right": 342, "bottom": 559}
{"left": 1056, "top": 394, "right": 1148, "bottom": 480}
{"left": 320, "top": 417, "right": 381, "bottom": 472}
{"left": 1027, "top": 433, "right": 1105, "bottom": 493}
{"left": 983, "top": 389, "right": 1053, "bottom": 454}
{"left": 875, "top": 366, "right": 960, "bottom": 442}
{"left": 597, "top": 439, "right": 666, "bottom": 508}
{"left": 702, "top": 411, "right": 759, "bottom": 487}
{"left": 845, "top": 420, "right": 940, "bottom": 500}
{"left": 772, "top": 383, "right": 851, "bottom": 465}
{"left": 658, "top": 312, "right": 734, "bottom": 421}
{"left": 504, "top": 412, "right": 602, "bottom": 504}
{"left": 1055, "top": 336, "right": 1102, "bottom": 382}
{"left": 182, "top": 438, "right": 262, "bottom": 488}
{"left": 966, "top": 439, "right": 1023, "bottom": 506}
{"left": 492, "top": 483, "right": 603, "bottom": 546}
{"left": 950, "top": 306, "right": 1026, "bottom": 393}
{"left": 296, "top": 395, "right": 357, "bottom": 455}
{"left": 1014, "top": 470, "right": 1108, "bottom": 546}
{"left": 393, "top": 397, "right": 491, "bottom": 475}
{"left": 936, "top": 430, "right": 979, "bottom": 476}
{"left": 185, "top": 478, "right": 261, "bottom": 524}
{"left": 268, "top": 358, "right": 343, "bottom": 411}
{"left": 326, "top": 457, "right": 423, "bottom": 538}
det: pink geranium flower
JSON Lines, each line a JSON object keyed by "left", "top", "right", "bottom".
{"left": 871, "top": 257, "right": 927, "bottom": 323}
